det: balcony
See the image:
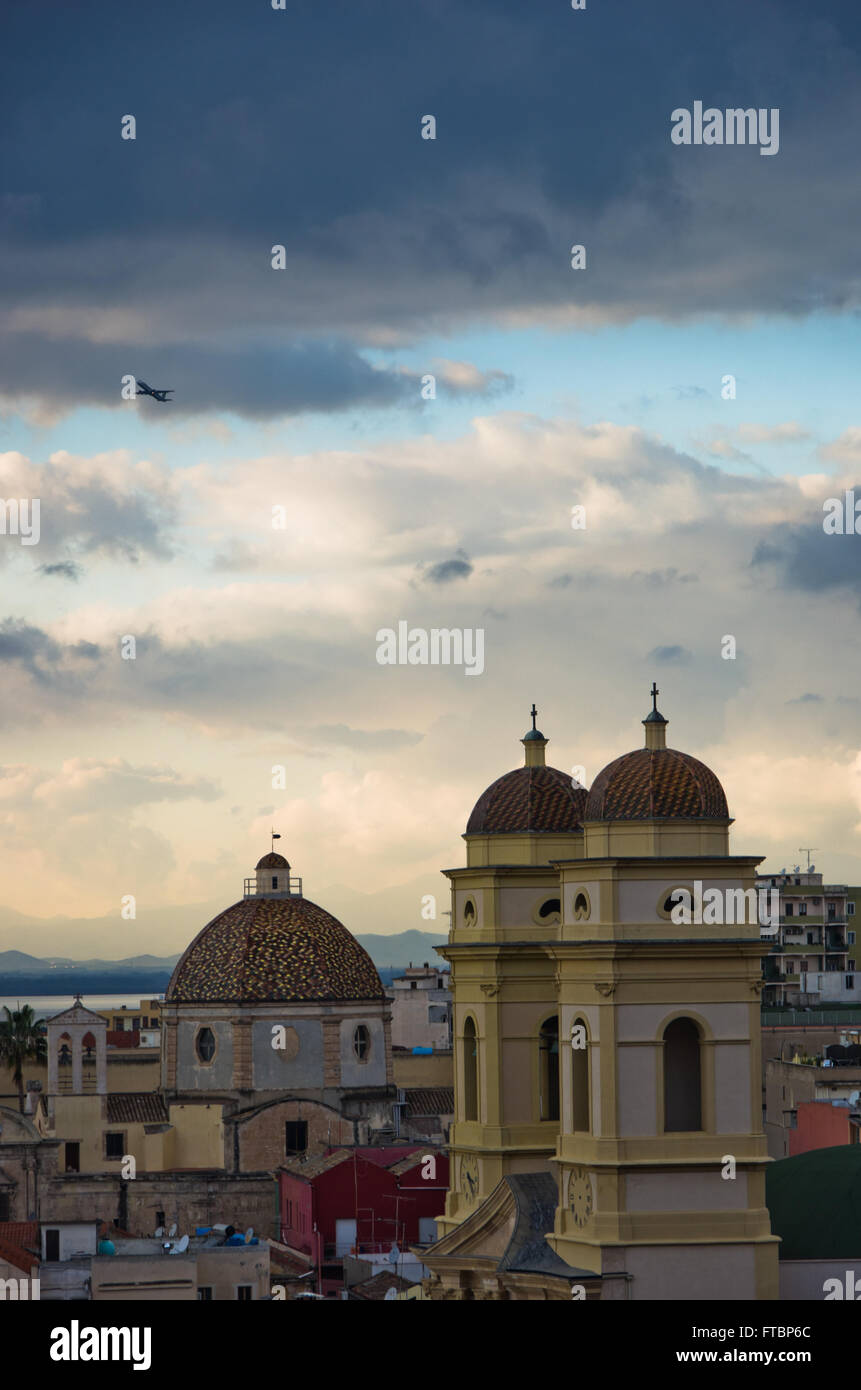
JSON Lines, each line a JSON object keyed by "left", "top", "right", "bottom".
{"left": 243, "top": 877, "right": 303, "bottom": 897}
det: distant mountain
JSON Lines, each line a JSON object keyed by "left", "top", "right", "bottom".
{"left": 0, "top": 950, "right": 181, "bottom": 975}
{"left": 0, "top": 932, "right": 445, "bottom": 979}
{"left": 356, "top": 929, "right": 448, "bottom": 969}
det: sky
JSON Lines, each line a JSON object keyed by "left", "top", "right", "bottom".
{"left": 3, "top": 0, "right": 861, "bottom": 954}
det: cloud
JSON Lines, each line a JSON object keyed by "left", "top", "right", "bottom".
{"left": 5, "top": 3, "right": 861, "bottom": 417}
{"left": 647, "top": 645, "right": 693, "bottom": 665}
{"left": 736, "top": 421, "right": 810, "bottom": 444}
{"left": 422, "top": 554, "right": 474, "bottom": 584}
{"left": 310, "top": 725, "right": 423, "bottom": 752}
{"left": 786, "top": 692, "right": 824, "bottom": 704}
{"left": 38, "top": 560, "right": 82, "bottom": 581}
{"left": 432, "top": 359, "right": 514, "bottom": 398}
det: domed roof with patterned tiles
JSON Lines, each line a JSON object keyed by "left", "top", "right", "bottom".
{"left": 584, "top": 689, "right": 729, "bottom": 822}
{"left": 466, "top": 709, "right": 587, "bottom": 835}
{"left": 167, "top": 873, "right": 384, "bottom": 1005}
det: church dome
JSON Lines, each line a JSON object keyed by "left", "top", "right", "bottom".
{"left": 166, "top": 894, "right": 384, "bottom": 1005}
{"left": 584, "top": 689, "right": 728, "bottom": 822}
{"left": 466, "top": 709, "right": 586, "bottom": 835}
{"left": 467, "top": 766, "right": 585, "bottom": 834}
{"left": 256, "top": 851, "right": 289, "bottom": 870}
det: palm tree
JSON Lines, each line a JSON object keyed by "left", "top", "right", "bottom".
{"left": 0, "top": 1004, "right": 47, "bottom": 1113}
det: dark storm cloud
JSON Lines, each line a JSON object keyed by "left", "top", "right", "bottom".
{"left": 38, "top": 561, "right": 82, "bottom": 581}
{"left": 751, "top": 513, "right": 861, "bottom": 598}
{"left": 423, "top": 555, "right": 474, "bottom": 585}
{"left": 648, "top": 645, "right": 692, "bottom": 665}
{"left": 4, "top": 1, "right": 861, "bottom": 417}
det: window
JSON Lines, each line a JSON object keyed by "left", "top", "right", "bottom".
{"left": 463, "top": 898, "right": 476, "bottom": 926}
{"left": 64, "top": 1142, "right": 80, "bottom": 1173}
{"left": 537, "top": 898, "right": 561, "bottom": 923}
{"left": 272, "top": 876, "right": 278, "bottom": 888}
{"left": 849, "top": 902, "right": 856, "bottom": 917}
{"left": 849, "top": 931, "right": 856, "bottom": 946}
{"left": 663, "top": 1018, "right": 702, "bottom": 1132}
{"left": 197, "top": 1287, "right": 213, "bottom": 1301}
{"left": 285, "top": 1121, "right": 308, "bottom": 1155}
{"left": 539, "top": 1017, "right": 560, "bottom": 1121}
{"left": 353, "top": 1024, "right": 370, "bottom": 1061}
{"left": 463, "top": 1017, "right": 478, "bottom": 1121}
{"left": 45, "top": 1229, "right": 60, "bottom": 1262}
{"left": 849, "top": 960, "right": 856, "bottom": 971}
{"left": 410, "top": 981, "right": 417, "bottom": 990}
{"left": 156, "top": 1211, "right": 166, "bottom": 1228}
{"left": 196, "top": 1027, "right": 216, "bottom": 1063}
{"left": 105, "top": 1132, "right": 125, "bottom": 1159}
{"left": 799, "top": 903, "right": 807, "bottom": 916}
{"left": 236, "top": 1285, "right": 253, "bottom": 1301}
{"left": 847, "top": 976, "right": 855, "bottom": 990}
{"left": 785, "top": 903, "right": 794, "bottom": 917}
{"left": 571, "top": 1018, "right": 590, "bottom": 1132}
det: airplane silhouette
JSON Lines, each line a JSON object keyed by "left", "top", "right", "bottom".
{"left": 136, "top": 379, "right": 174, "bottom": 403}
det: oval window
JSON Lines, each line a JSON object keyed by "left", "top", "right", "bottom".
{"left": 537, "top": 898, "right": 561, "bottom": 923}
{"left": 196, "top": 1027, "right": 216, "bottom": 1064}
{"left": 353, "top": 1024, "right": 370, "bottom": 1061}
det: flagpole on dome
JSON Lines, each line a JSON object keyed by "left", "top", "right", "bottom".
{"left": 271, "top": 828, "right": 281, "bottom": 854}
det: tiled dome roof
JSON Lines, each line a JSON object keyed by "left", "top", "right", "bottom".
{"left": 584, "top": 747, "right": 728, "bottom": 821}
{"left": 466, "top": 765, "right": 586, "bottom": 835}
{"left": 166, "top": 896, "right": 384, "bottom": 1004}
{"left": 255, "top": 852, "right": 289, "bottom": 869}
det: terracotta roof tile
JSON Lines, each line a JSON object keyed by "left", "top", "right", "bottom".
{"left": 167, "top": 896, "right": 384, "bottom": 1005}
{"left": 106, "top": 1093, "right": 169, "bottom": 1124}
{"left": 467, "top": 766, "right": 585, "bottom": 836}
{"left": 404, "top": 1087, "right": 454, "bottom": 1117}
{"left": 585, "top": 747, "right": 729, "bottom": 821}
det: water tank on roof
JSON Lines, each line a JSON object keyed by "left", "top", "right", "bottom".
{"left": 412, "top": 1046, "right": 433, "bottom": 1055}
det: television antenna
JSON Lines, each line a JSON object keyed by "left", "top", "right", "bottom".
{"left": 798, "top": 848, "right": 818, "bottom": 871}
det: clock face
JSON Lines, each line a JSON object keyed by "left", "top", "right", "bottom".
{"left": 460, "top": 1154, "right": 480, "bottom": 1205}
{"left": 568, "top": 1167, "right": 593, "bottom": 1228}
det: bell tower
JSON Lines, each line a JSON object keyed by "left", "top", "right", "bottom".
{"left": 545, "top": 693, "right": 779, "bottom": 1300}
{"left": 436, "top": 710, "right": 586, "bottom": 1235}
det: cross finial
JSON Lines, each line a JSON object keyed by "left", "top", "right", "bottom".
{"left": 650, "top": 681, "right": 659, "bottom": 713}
{"left": 530, "top": 703, "right": 538, "bottom": 731}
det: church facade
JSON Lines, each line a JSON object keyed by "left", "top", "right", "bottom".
{"left": 424, "top": 693, "right": 780, "bottom": 1301}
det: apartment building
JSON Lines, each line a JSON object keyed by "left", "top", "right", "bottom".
{"left": 757, "top": 868, "right": 858, "bottom": 1008}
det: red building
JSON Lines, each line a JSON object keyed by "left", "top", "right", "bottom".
{"left": 789, "top": 1099, "right": 861, "bottom": 1156}
{"left": 278, "top": 1146, "right": 449, "bottom": 1295}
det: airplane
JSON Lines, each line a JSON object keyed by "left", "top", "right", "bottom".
{"left": 136, "top": 379, "right": 174, "bottom": 403}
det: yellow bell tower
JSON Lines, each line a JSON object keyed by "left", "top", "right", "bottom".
{"left": 436, "top": 708, "right": 585, "bottom": 1235}
{"left": 545, "top": 689, "right": 779, "bottom": 1300}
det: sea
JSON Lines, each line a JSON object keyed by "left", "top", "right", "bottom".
{"left": 0, "top": 993, "right": 160, "bottom": 1021}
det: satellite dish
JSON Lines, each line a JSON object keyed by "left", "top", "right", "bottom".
{"left": 171, "top": 1234, "right": 189, "bottom": 1254}
{"left": 245, "top": 1227, "right": 254, "bottom": 1243}
{"left": 168, "top": 1223, "right": 177, "bottom": 1237}
{"left": 389, "top": 1243, "right": 399, "bottom": 1263}
{"left": 154, "top": 1226, "right": 164, "bottom": 1238}
{"left": 848, "top": 1091, "right": 860, "bottom": 1107}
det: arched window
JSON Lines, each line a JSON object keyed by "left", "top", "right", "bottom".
{"left": 196, "top": 1027, "right": 216, "bottom": 1064}
{"left": 271, "top": 875, "right": 278, "bottom": 889}
{"left": 463, "top": 1016, "right": 478, "bottom": 1121}
{"left": 537, "top": 898, "right": 561, "bottom": 923}
{"left": 353, "top": 1024, "right": 370, "bottom": 1061}
{"left": 463, "top": 899, "right": 476, "bottom": 927}
{"left": 539, "top": 1016, "right": 560, "bottom": 1121}
{"left": 663, "top": 1017, "right": 702, "bottom": 1131}
{"left": 571, "top": 1017, "right": 590, "bottom": 1132}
